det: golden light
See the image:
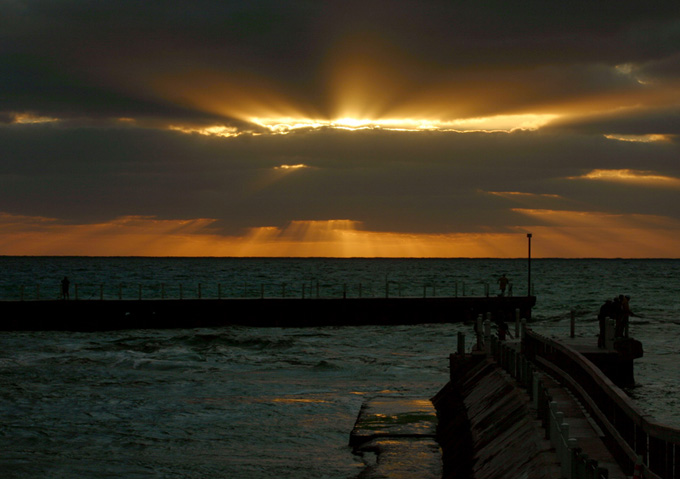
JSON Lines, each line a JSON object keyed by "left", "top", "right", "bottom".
{"left": 11, "top": 112, "right": 59, "bottom": 124}
{"left": 568, "top": 169, "right": 680, "bottom": 188}
{"left": 604, "top": 134, "right": 673, "bottom": 143}
{"left": 3, "top": 210, "right": 680, "bottom": 258}
{"left": 168, "top": 124, "right": 242, "bottom": 138}
{"left": 274, "top": 164, "right": 309, "bottom": 170}
{"left": 174, "top": 113, "right": 560, "bottom": 138}
{"left": 486, "top": 191, "right": 563, "bottom": 200}
{"left": 0, "top": 214, "right": 527, "bottom": 257}
{"left": 513, "top": 208, "right": 680, "bottom": 257}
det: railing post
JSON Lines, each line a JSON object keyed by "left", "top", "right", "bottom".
{"left": 571, "top": 446, "right": 581, "bottom": 479}
{"left": 532, "top": 374, "right": 540, "bottom": 410}
{"left": 218, "top": 283, "right": 222, "bottom": 300}
{"left": 605, "top": 318, "right": 615, "bottom": 350}
{"left": 549, "top": 402, "right": 559, "bottom": 440}
{"left": 567, "top": 436, "right": 578, "bottom": 479}
{"left": 577, "top": 452, "right": 589, "bottom": 479}
{"left": 559, "top": 421, "right": 570, "bottom": 478}
{"left": 100, "top": 284, "right": 103, "bottom": 300}
{"left": 586, "top": 459, "right": 598, "bottom": 479}
{"left": 179, "top": 284, "right": 183, "bottom": 300}
{"left": 457, "top": 332, "right": 465, "bottom": 356}
{"left": 476, "top": 315, "right": 483, "bottom": 350}
{"left": 74, "top": 284, "right": 79, "bottom": 300}
{"left": 119, "top": 284, "right": 122, "bottom": 300}
{"left": 198, "top": 283, "right": 202, "bottom": 299}
{"left": 139, "top": 284, "right": 142, "bottom": 300}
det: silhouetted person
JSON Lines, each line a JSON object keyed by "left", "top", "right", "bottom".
{"left": 497, "top": 274, "right": 509, "bottom": 296}
{"left": 620, "top": 294, "right": 637, "bottom": 338}
{"left": 61, "top": 276, "right": 70, "bottom": 300}
{"left": 497, "top": 320, "right": 513, "bottom": 341}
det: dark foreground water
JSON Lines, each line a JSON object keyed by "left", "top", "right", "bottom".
{"left": 0, "top": 258, "right": 678, "bottom": 478}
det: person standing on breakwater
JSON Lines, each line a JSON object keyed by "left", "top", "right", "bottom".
{"left": 61, "top": 276, "right": 70, "bottom": 300}
{"left": 497, "top": 274, "right": 509, "bottom": 296}
{"left": 619, "top": 294, "right": 637, "bottom": 338}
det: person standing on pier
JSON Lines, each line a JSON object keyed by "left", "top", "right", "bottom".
{"left": 497, "top": 274, "right": 509, "bottom": 296}
{"left": 61, "top": 276, "right": 70, "bottom": 300}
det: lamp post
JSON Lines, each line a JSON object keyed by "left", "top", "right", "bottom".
{"left": 527, "top": 233, "right": 532, "bottom": 297}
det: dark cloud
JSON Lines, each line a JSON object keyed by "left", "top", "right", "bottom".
{"left": 2, "top": 123, "right": 679, "bottom": 235}
{"left": 2, "top": 1, "right": 679, "bottom": 121}
{"left": 549, "top": 107, "right": 680, "bottom": 137}
{"left": 2, "top": 0, "right": 680, "bottom": 254}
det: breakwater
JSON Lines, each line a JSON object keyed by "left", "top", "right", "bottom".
{"left": 0, "top": 296, "right": 535, "bottom": 331}
{"left": 347, "top": 310, "right": 680, "bottom": 479}
{"left": 425, "top": 327, "right": 680, "bottom": 479}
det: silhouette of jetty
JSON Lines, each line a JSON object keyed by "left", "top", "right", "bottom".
{"left": 0, "top": 296, "right": 535, "bottom": 331}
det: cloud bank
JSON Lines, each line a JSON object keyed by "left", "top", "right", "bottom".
{"left": 1, "top": 1, "right": 680, "bottom": 256}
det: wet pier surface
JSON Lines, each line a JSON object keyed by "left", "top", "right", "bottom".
{"left": 0, "top": 296, "right": 535, "bottom": 330}
{"left": 349, "top": 397, "right": 442, "bottom": 479}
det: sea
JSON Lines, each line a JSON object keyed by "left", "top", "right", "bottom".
{"left": 0, "top": 257, "right": 678, "bottom": 478}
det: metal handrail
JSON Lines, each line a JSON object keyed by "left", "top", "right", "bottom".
{"left": 523, "top": 329, "right": 680, "bottom": 479}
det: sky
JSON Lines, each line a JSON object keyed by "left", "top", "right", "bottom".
{"left": 2, "top": 0, "right": 680, "bottom": 257}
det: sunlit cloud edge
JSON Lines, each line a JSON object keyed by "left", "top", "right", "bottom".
{"left": 566, "top": 169, "right": 680, "bottom": 188}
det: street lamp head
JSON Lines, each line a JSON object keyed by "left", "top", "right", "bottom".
{"left": 527, "top": 233, "right": 532, "bottom": 238}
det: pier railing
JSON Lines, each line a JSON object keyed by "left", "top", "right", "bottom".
{"left": 485, "top": 335, "right": 610, "bottom": 479}
{"left": 523, "top": 329, "right": 680, "bottom": 479}
{"left": 6, "top": 280, "right": 529, "bottom": 302}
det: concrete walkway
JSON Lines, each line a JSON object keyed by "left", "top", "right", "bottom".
{"left": 541, "top": 373, "right": 628, "bottom": 479}
{"left": 349, "top": 396, "right": 442, "bottom": 479}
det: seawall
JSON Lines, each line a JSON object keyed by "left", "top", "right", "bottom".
{"left": 432, "top": 354, "right": 561, "bottom": 479}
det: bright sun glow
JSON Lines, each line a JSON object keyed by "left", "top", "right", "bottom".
{"left": 274, "top": 164, "right": 309, "bottom": 170}
{"left": 246, "top": 113, "right": 560, "bottom": 135}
